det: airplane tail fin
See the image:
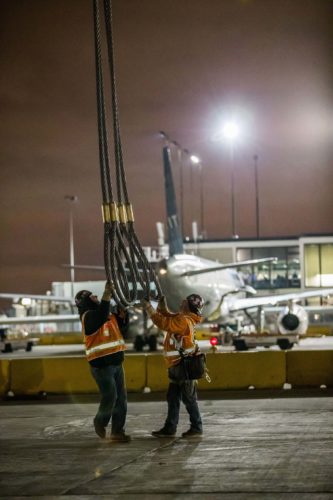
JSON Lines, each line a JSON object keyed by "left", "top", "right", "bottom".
{"left": 163, "top": 146, "right": 184, "bottom": 256}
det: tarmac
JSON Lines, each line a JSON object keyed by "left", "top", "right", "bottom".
{"left": 1, "top": 392, "right": 333, "bottom": 499}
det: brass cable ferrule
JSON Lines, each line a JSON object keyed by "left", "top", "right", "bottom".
{"left": 101, "top": 203, "right": 111, "bottom": 223}
{"left": 118, "top": 203, "right": 128, "bottom": 224}
{"left": 110, "top": 202, "right": 119, "bottom": 222}
{"left": 126, "top": 203, "right": 134, "bottom": 222}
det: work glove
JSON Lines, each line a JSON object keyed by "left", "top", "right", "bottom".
{"left": 140, "top": 298, "right": 150, "bottom": 309}
{"left": 141, "top": 298, "right": 155, "bottom": 316}
{"left": 116, "top": 305, "right": 128, "bottom": 319}
{"left": 157, "top": 295, "right": 174, "bottom": 315}
{"left": 102, "top": 280, "right": 114, "bottom": 302}
{"left": 157, "top": 295, "right": 176, "bottom": 315}
{"left": 157, "top": 295, "right": 168, "bottom": 312}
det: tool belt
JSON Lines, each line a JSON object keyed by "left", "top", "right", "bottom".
{"left": 169, "top": 350, "right": 207, "bottom": 381}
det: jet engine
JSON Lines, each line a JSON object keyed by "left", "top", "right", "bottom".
{"left": 277, "top": 304, "right": 308, "bottom": 335}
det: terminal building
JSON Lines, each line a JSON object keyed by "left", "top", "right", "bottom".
{"left": 175, "top": 233, "right": 333, "bottom": 294}
{"left": 144, "top": 233, "right": 333, "bottom": 332}
{"left": 173, "top": 233, "right": 333, "bottom": 333}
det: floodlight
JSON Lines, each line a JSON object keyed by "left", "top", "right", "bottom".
{"left": 222, "top": 121, "right": 240, "bottom": 141}
{"left": 190, "top": 155, "right": 200, "bottom": 164}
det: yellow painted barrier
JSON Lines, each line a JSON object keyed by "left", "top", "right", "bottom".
{"left": 306, "top": 325, "right": 333, "bottom": 337}
{"left": 123, "top": 355, "right": 146, "bottom": 391}
{"left": 10, "top": 358, "right": 96, "bottom": 395}
{"left": 38, "top": 333, "right": 82, "bottom": 345}
{"left": 146, "top": 354, "right": 169, "bottom": 391}
{"left": 286, "top": 350, "right": 333, "bottom": 387}
{"left": 198, "top": 351, "right": 286, "bottom": 390}
{"left": 8, "top": 350, "right": 333, "bottom": 394}
{"left": 10, "top": 356, "right": 147, "bottom": 395}
{"left": 0, "top": 360, "right": 10, "bottom": 395}
{"left": 146, "top": 351, "right": 286, "bottom": 391}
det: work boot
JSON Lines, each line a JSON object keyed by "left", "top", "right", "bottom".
{"left": 110, "top": 432, "right": 131, "bottom": 443}
{"left": 181, "top": 428, "right": 202, "bottom": 439}
{"left": 151, "top": 427, "right": 176, "bottom": 438}
{"left": 93, "top": 418, "right": 106, "bottom": 439}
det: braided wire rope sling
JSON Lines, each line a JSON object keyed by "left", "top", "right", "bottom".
{"left": 93, "top": 0, "right": 162, "bottom": 308}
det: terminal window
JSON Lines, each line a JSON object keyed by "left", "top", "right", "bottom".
{"left": 304, "top": 244, "right": 333, "bottom": 287}
{"left": 236, "top": 246, "right": 300, "bottom": 290}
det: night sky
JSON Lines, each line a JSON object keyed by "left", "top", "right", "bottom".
{"left": 1, "top": 0, "right": 332, "bottom": 296}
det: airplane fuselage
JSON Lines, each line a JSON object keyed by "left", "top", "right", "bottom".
{"left": 156, "top": 253, "right": 248, "bottom": 320}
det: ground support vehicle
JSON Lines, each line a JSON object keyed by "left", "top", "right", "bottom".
{"left": 195, "top": 324, "right": 298, "bottom": 351}
{"left": 0, "top": 329, "right": 38, "bottom": 353}
{"left": 231, "top": 332, "right": 298, "bottom": 351}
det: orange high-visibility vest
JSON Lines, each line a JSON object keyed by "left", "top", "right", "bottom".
{"left": 82, "top": 314, "right": 125, "bottom": 363}
{"left": 150, "top": 310, "right": 200, "bottom": 368}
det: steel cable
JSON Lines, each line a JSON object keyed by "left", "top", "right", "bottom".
{"left": 93, "top": 0, "right": 162, "bottom": 307}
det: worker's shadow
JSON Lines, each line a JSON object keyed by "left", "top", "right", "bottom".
{"left": 153, "top": 436, "right": 202, "bottom": 465}
{"left": 176, "top": 437, "right": 202, "bottom": 451}
{"left": 160, "top": 438, "right": 202, "bottom": 489}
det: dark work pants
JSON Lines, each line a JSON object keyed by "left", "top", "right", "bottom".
{"left": 164, "top": 367, "right": 202, "bottom": 433}
{"left": 90, "top": 363, "right": 127, "bottom": 434}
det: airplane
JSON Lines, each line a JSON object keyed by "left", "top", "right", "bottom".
{"left": 148, "top": 145, "right": 333, "bottom": 345}
{"left": 43, "top": 144, "right": 333, "bottom": 349}
{"left": 1, "top": 145, "right": 333, "bottom": 351}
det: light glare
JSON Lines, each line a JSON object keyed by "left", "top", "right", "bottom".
{"left": 222, "top": 122, "right": 239, "bottom": 140}
{"left": 190, "top": 155, "right": 200, "bottom": 164}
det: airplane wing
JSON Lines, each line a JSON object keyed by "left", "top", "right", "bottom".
{"left": 62, "top": 264, "right": 104, "bottom": 271}
{"left": 180, "top": 257, "right": 277, "bottom": 277}
{"left": 0, "top": 314, "right": 80, "bottom": 325}
{"left": 0, "top": 293, "right": 74, "bottom": 303}
{"left": 229, "top": 288, "right": 333, "bottom": 312}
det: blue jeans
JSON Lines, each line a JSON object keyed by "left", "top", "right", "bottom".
{"left": 164, "top": 367, "right": 202, "bottom": 433}
{"left": 90, "top": 363, "right": 127, "bottom": 434}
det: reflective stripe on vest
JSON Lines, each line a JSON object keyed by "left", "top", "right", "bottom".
{"left": 85, "top": 338, "right": 125, "bottom": 357}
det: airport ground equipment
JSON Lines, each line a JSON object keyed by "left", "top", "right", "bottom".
{"left": 92, "top": 0, "right": 162, "bottom": 308}
{"left": 0, "top": 331, "right": 36, "bottom": 353}
{"left": 197, "top": 324, "right": 298, "bottom": 351}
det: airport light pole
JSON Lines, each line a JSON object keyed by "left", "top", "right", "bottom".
{"left": 64, "top": 195, "right": 78, "bottom": 297}
{"left": 253, "top": 153, "right": 260, "bottom": 238}
{"left": 221, "top": 121, "right": 240, "bottom": 239}
{"left": 190, "top": 154, "right": 205, "bottom": 239}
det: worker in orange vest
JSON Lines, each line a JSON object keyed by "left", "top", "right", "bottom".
{"left": 142, "top": 293, "right": 204, "bottom": 438}
{"left": 75, "top": 281, "right": 130, "bottom": 442}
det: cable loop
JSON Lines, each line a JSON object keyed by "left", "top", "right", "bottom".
{"left": 93, "top": 0, "right": 162, "bottom": 307}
